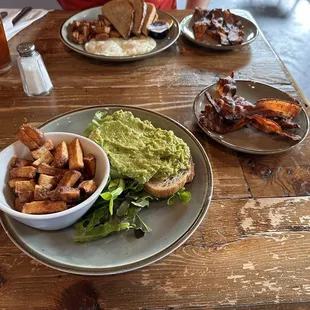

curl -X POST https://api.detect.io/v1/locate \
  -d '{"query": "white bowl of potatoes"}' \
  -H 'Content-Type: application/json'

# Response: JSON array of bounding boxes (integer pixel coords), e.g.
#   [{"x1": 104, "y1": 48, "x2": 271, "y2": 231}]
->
[{"x1": 0, "y1": 125, "x2": 110, "y2": 230}]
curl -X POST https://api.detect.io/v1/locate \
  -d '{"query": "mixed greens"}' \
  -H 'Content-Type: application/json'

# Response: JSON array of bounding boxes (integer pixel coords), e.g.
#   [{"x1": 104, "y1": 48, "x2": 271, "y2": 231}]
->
[{"x1": 74, "y1": 176, "x2": 191, "y2": 243}]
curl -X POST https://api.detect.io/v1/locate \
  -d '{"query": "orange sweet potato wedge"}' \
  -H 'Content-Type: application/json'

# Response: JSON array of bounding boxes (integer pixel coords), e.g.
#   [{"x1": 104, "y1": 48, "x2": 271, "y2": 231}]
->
[
  {"x1": 253, "y1": 99, "x2": 301, "y2": 119},
  {"x1": 249, "y1": 115, "x2": 301, "y2": 141}
]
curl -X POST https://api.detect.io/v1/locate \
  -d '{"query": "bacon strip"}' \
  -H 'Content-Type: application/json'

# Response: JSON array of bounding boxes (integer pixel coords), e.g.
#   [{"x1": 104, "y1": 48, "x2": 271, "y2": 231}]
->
[
  {"x1": 199, "y1": 73, "x2": 302, "y2": 140},
  {"x1": 199, "y1": 104, "x2": 250, "y2": 134}
]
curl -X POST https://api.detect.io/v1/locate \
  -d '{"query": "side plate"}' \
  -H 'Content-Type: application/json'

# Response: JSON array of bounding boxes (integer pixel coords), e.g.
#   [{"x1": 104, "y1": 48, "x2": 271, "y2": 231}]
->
[
  {"x1": 180, "y1": 12, "x2": 258, "y2": 51},
  {"x1": 193, "y1": 80, "x2": 309, "y2": 154}
]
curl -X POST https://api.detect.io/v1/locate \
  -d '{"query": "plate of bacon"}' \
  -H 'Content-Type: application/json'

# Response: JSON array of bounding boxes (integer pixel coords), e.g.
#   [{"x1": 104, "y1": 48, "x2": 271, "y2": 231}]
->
[
  {"x1": 193, "y1": 73, "x2": 309, "y2": 154},
  {"x1": 180, "y1": 8, "x2": 258, "y2": 50}
]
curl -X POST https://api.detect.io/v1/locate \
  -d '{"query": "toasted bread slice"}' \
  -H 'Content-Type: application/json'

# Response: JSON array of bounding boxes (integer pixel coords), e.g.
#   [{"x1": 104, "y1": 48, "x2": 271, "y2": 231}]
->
[
  {"x1": 144, "y1": 163, "x2": 195, "y2": 198},
  {"x1": 141, "y1": 3, "x2": 156, "y2": 36},
  {"x1": 153, "y1": 13, "x2": 158, "y2": 22},
  {"x1": 101, "y1": 0, "x2": 134, "y2": 39},
  {"x1": 128, "y1": 0, "x2": 147, "y2": 35}
]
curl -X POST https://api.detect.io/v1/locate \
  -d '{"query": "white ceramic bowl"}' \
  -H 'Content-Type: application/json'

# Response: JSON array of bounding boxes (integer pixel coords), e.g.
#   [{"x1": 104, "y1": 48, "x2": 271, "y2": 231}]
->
[{"x1": 0, "y1": 132, "x2": 110, "y2": 230}]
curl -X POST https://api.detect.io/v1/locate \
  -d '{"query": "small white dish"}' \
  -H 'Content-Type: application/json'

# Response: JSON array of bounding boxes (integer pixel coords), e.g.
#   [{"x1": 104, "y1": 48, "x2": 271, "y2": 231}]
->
[{"x1": 0, "y1": 132, "x2": 110, "y2": 230}]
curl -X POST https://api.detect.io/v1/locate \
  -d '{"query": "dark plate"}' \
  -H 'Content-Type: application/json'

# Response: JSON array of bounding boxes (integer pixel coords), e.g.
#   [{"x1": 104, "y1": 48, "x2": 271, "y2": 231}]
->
[
  {"x1": 193, "y1": 80, "x2": 309, "y2": 154},
  {"x1": 180, "y1": 11, "x2": 258, "y2": 50}
]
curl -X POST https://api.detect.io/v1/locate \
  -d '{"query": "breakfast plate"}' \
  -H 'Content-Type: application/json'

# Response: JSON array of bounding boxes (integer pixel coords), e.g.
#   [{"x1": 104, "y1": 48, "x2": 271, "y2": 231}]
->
[
  {"x1": 0, "y1": 106, "x2": 213, "y2": 275},
  {"x1": 60, "y1": 7, "x2": 180, "y2": 62},
  {"x1": 193, "y1": 80, "x2": 309, "y2": 154},
  {"x1": 180, "y1": 10, "x2": 258, "y2": 51}
]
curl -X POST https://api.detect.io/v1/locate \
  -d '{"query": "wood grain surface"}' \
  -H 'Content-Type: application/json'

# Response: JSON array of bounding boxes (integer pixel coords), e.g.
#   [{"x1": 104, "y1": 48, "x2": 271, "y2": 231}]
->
[{"x1": 0, "y1": 9, "x2": 309, "y2": 310}]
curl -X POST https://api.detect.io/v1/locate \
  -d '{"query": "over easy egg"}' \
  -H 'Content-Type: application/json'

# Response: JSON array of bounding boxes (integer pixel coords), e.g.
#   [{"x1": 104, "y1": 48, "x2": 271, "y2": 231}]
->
[{"x1": 85, "y1": 36, "x2": 157, "y2": 57}]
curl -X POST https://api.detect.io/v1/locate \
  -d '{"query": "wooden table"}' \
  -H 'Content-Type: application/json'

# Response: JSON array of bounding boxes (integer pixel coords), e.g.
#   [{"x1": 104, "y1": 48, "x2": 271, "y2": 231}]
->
[{"x1": 1, "y1": 9, "x2": 310, "y2": 310}]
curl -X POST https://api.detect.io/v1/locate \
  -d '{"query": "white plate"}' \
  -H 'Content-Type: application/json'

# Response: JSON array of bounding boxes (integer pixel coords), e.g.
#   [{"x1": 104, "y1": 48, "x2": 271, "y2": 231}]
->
[{"x1": 60, "y1": 7, "x2": 180, "y2": 61}]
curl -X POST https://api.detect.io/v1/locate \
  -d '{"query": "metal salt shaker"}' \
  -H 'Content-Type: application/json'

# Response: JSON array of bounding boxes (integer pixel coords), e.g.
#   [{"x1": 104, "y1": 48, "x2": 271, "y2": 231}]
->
[{"x1": 16, "y1": 42, "x2": 53, "y2": 97}]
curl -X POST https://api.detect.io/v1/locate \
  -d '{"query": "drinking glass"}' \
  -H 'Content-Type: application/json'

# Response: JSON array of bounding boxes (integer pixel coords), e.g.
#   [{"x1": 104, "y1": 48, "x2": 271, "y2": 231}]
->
[{"x1": 0, "y1": 17, "x2": 12, "y2": 74}]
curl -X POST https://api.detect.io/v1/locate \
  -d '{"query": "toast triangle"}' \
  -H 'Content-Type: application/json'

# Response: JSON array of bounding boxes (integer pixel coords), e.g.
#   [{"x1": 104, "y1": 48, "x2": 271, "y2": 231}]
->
[
  {"x1": 128, "y1": 0, "x2": 147, "y2": 35},
  {"x1": 141, "y1": 3, "x2": 157, "y2": 36},
  {"x1": 101, "y1": 0, "x2": 134, "y2": 39}
]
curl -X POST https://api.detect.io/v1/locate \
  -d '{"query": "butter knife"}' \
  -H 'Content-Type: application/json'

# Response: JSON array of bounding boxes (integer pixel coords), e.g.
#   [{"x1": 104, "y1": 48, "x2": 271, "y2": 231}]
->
[{"x1": 12, "y1": 6, "x2": 32, "y2": 26}]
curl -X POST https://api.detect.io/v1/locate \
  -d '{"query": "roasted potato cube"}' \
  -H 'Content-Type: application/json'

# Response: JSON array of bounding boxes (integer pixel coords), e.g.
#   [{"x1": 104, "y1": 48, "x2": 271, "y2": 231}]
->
[
  {"x1": 48, "y1": 190, "x2": 59, "y2": 201},
  {"x1": 58, "y1": 186, "x2": 80, "y2": 203},
  {"x1": 94, "y1": 25, "x2": 110, "y2": 34},
  {"x1": 38, "y1": 174, "x2": 57, "y2": 187},
  {"x1": 54, "y1": 141, "x2": 69, "y2": 168},
  {"x1": 15, "y1": 127, "x2": 39, "y2": 150},
  {"x1": 72, "y1": 20, "x2": 81, "y2": 29},
  {"x1": 50, "y1": 160, "x2": 57, "y2": 167},
  {"x1": 109, "y1": 30, "x2": 121, "y2": 38},
  {"x1": 37, "y1": 163, "x2": 55, "y2": 175},
  {"x1": 83, "y1": 154, "x2": 96, "y2": 178},
  {"x1": 81, "y1": 25, "x2": 90, "y2": 37},
  {"x1": 34, "y1": 185, "x2": 53, "y2": 201},
  {"x1": 31, "y1": 140, "x2": 54, "y2": 159},
  {"x1": 68, "y1": 138, "x2": 84, "y2": 170},
  {"x1": 95, "y1": 33, "x2": 109, "y2": 41},
  {"x1": 8, "y1": 178, "x2": 30, "y2": 189},
  {"x1": 57, "y1": 170, "x2": 82, "y2": 189},
  {"x1": 78, "y1": 180, "x2": 97, "y2": 196},
  {"x1": 10, "y1": 166, "x2": 37, "y2": 179},
  {"x1": 10, "y1": 156, "x2": 32, "y2": 168},
  {"x1": 15, "y1": 180, "x2": 35, "y2": 203},
  {"x1": 72, "y1": 31, "x2": 80, "y2": 43},
  {"x1": 78, "y1": 34, "x2": 87, "y2": 45},
  {"x1": 14, "y1": 198, "x2": 24, "y2": 212},
  {"x1": 15, "y1": 180, "x2": 35, "y2": 192},
  {"x1": 37, "y1": 163, "x2": 67, "y2": 177},
  {"x1": 22, "y1": 201, "x2": 67, "y2": 214},
  {"x1": 21, "y1": 124, "x2": 45, "y2": 147},
  {"x1": 32, "y1": 151, "x2": 54, "y2": 167}
]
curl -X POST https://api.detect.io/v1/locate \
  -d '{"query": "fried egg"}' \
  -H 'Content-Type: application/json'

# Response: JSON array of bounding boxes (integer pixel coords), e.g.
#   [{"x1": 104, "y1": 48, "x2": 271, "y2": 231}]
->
[{"x1": 85, "y1": 37, "x2": 157, "y2": 57}]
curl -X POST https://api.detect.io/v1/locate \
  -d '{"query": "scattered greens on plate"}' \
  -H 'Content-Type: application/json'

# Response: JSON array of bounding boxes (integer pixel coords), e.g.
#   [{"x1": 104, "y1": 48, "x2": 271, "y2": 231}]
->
[{"x1": 74, "y1": 177, "x2": 191, "y2": 243}]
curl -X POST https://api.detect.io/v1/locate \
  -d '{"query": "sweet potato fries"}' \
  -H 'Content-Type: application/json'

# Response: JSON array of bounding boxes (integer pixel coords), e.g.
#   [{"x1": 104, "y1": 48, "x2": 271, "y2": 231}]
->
[{"x1": 199, "y1": 73, "x2": 302, "y2": 140}]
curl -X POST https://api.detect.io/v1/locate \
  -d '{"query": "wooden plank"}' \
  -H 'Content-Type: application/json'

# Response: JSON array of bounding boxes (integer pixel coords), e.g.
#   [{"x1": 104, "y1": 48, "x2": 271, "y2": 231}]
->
[
  {"x1": 1, "y1": 197, "x2": 310, "y2": 309},
  {"x1": 0, "y1": 8, "x2": 309, "y2": 310},
  {"x1": 192, "y1": 130, "x2": 251, "y2": 199},
  {"x1": 239, "y1": 134, "x2": 310, "y2": 198}
]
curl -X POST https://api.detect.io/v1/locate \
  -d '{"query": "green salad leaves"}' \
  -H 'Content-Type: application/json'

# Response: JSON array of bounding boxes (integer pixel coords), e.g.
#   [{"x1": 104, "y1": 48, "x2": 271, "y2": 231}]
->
[
  {"x1": 74, "y1": 177, "x2": 191, "y2": 243},
  {"x1": 74, "y1": 178, "x2": 153, "y2": 243}
]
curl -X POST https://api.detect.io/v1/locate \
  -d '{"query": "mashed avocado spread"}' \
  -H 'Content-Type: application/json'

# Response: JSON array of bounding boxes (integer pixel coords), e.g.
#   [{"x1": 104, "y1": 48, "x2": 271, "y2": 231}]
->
[{"x1": 86, "y1": 110, "x2": 191, "y2": 184}]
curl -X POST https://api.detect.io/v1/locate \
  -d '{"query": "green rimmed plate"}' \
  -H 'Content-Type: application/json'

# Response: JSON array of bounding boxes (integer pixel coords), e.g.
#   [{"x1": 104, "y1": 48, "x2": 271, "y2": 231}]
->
[
  {"x1": 0, "y1": 105, "x2": 213, "y2": 275},
  {"x1": 60, "y1": 7, "x2": 180, "y2": 61},
  {"x1": 180, "y1": 11, "x2": 258, "y2": 51},
  {"x1": 193, "y1": 80, "x2": 309, "y2": 154}
]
